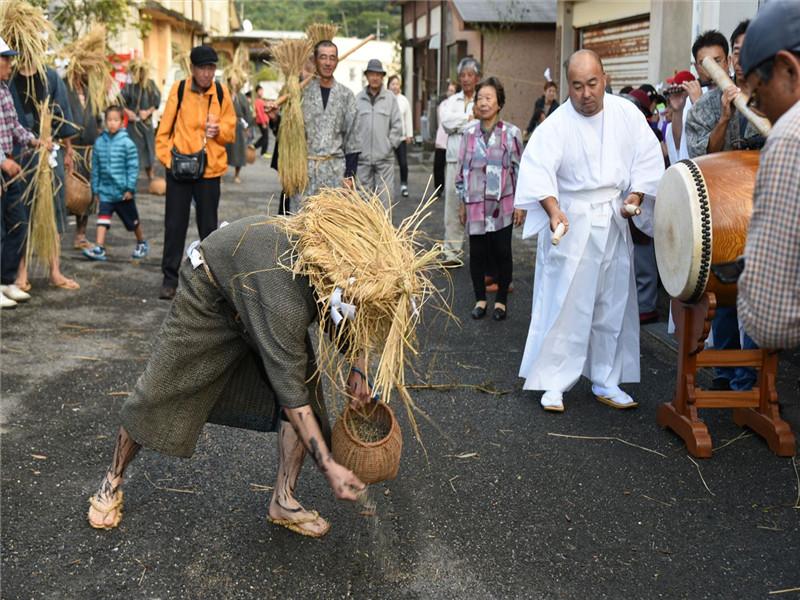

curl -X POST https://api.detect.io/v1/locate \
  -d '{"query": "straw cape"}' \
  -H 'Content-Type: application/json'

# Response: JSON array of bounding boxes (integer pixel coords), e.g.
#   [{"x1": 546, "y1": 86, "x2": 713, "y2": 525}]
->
[{"x1": 269, "y1": 187, "x2": 447, "y2": 439}]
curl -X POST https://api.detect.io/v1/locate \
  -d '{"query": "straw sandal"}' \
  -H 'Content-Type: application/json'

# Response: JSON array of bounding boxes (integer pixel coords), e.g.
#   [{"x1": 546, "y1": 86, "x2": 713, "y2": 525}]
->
[
  {"x1": 268, "y1": 510, "x2": 330, "y2": 538},
  {"x1": 87, "y1": 490, "x2": 124, "y2": 530},
  {"x1": 49, "y1": 278, "x2": 80, "y2": 290}
]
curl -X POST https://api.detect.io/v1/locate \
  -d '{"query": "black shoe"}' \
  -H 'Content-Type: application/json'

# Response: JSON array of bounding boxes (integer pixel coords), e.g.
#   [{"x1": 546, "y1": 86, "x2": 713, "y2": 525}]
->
[
  {"x1": 159, "y1": 285, "x2": 176, "y2": 300},
  {"x1": 710, "y1": 376, "x2": 731, "y2": 391},
  {"x1": 471, "y1": 304, "x2": 487, "y2": 319},
  {"x1": 492, "y1": 306, "x2": 507, "y2": 321}
]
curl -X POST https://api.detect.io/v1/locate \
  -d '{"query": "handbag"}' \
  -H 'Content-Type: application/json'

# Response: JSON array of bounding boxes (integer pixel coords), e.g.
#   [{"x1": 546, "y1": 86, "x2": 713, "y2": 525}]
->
[{"x1": 165, "y1": 80, "x2": 224, "y2": 182}]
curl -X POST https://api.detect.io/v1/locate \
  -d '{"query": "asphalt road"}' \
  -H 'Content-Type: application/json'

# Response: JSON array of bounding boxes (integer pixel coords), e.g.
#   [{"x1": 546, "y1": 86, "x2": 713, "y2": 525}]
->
[{"x1": 2, "y1": 151, "x2": 799, "y2": 600}]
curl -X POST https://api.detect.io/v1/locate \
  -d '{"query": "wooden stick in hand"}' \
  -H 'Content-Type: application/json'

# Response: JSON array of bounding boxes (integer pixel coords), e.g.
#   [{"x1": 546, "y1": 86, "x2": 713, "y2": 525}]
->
[{"x1": 701, "y1": 56, "x2": 772, "y2": 137}]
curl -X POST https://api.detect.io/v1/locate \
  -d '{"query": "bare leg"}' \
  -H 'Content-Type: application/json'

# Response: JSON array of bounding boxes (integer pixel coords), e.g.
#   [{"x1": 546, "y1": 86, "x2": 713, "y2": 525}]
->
[
  {"x1": 267, "y1": 418, "x2": 330, "y2": 536},
  {"x1": 145, "y1": 167, "x2": 153, "y2": 181},
  {"x1": 96, "y1": 225, "x2": 107, "y2": 248},
  {"x1": 87, "y1": 426, "x2": 141, "y2": 528},
  {"x1": 49, "y1": 236, "x2": 79, "y2": 288},
  {"x1": 234, "y1": 167, "x2": 241, "y2": 183},
  {"x1": 14, "y1": 254, "x2": 28, "y2": 289},
  {"x1": 74, "y1": 215, "x2": 89, "y2": 246}
]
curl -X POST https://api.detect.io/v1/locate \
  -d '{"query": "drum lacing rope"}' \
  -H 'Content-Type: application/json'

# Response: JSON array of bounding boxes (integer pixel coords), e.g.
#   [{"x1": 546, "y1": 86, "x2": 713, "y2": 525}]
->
[{"x1": 679, "y1": 159, "x2": 712, "y2": 303}]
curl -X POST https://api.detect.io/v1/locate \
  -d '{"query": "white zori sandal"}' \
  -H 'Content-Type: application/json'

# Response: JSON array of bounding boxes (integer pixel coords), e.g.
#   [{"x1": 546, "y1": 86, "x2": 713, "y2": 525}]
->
[
  {"x1": 540, "y1": 391, "x2": 564, "y2": 413},
  {"x1": 591, "y1": 385, "x2": 638, "y2": 409}
]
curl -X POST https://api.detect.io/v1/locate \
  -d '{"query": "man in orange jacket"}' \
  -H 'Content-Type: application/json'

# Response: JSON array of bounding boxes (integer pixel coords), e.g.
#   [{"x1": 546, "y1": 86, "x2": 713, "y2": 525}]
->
[{"x1": 155, "y1": 45, "x2": 235, "y2": 300}]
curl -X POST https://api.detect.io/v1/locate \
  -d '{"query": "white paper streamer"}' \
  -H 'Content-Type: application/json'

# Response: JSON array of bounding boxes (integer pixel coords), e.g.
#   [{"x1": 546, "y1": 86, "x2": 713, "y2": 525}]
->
[
  {"x1": 186, "y1": 240, "x2": 202, "y2": 268},
  {"x1": 330, "y1": 287, "x2": 356, "y2": 326},
  {"x1": 48, "y1": 143, "x2": 60, "y2": 168}
]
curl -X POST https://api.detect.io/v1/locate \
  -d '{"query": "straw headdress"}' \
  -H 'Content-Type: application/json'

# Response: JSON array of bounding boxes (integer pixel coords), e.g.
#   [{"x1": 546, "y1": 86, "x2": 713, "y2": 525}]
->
[
  {"x1": 270, "y1": 187, "x2": 446, "y2": 439},
  {"x1": 128, "y1": 59, "x2": 152, "y2": 87},
  {"x1": 224, "y1": 45, "x2": 251, "y2": 93},
  {"x1": 0, "y1": 0, "x2": 56, "y2": 83},
  {"x1": 62, "y1": 24, "x2": 117, "y2": 116}
]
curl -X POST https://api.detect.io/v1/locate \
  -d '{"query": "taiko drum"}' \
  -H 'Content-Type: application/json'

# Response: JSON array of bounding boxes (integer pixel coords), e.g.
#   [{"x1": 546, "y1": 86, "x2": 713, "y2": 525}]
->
[{"x1": 654, "y1": 151, "x2": 759, "y2": 307}]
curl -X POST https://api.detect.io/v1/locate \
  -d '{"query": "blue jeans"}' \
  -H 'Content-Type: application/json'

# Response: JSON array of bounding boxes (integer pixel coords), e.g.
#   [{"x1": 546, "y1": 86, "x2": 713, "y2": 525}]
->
[
  {"x1": 712, "y1": 305, "x2": 758, "y2": 390},
  {"x1": 1, "y1": 172, "x2": 27, "y2": 285}
]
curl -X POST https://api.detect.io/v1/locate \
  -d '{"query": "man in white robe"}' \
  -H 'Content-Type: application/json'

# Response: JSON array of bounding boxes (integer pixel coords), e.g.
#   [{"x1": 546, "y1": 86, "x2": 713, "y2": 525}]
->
[{"x1": 515, "y1": 50, "x2": 664, "y2": 412}]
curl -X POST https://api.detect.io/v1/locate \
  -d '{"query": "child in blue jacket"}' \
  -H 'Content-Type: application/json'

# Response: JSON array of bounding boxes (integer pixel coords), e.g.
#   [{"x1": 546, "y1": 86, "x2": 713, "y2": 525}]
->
[{"x1": 84, "y1": 106, "x2": 148, "y2": 261}]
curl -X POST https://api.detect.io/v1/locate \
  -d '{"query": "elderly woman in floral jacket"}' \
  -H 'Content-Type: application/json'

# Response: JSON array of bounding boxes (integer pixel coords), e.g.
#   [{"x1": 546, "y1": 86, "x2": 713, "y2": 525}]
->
[{"x1": 455, "y1": 76, "x2": 524, "y2": 321}]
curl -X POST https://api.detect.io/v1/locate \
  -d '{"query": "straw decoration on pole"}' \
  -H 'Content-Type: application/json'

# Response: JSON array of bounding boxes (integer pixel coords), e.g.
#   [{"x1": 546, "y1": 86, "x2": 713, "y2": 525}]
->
[
  {"x1": 22, "y1": 101, "x2": 60, "y2": 268},
  {"x1": 0, "y1": 0, "x2": 56, "y2": 92},
  {"x1": 272, "y1": 38, "x2": 313, "y2": 197},
  {"x1": 269, "y1": 187, "x2": 449, "y2": 441},
  {"x1": 306, "y1": 23, "x2": 339, "y2": 47}
]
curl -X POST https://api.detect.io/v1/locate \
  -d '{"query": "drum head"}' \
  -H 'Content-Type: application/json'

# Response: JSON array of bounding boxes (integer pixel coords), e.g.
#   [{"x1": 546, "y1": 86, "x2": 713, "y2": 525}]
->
[{"x1": 654, "y1": 160, "x2": 712, "y2": 302}]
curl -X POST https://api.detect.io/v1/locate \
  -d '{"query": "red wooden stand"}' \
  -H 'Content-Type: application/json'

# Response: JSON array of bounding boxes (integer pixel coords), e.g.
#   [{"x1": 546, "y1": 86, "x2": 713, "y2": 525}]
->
[{"x1": 657, "y1": 293, "x2": 796, "y2": 458}]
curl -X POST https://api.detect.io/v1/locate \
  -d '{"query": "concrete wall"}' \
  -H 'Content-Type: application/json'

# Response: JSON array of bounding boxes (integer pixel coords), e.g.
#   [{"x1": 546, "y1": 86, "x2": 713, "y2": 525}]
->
[
  {"x1": 481, "y1": 26, "x2": 556, "y2": 132},
  {"x1": 572, "y1": 0, "x2": 650, "y2": 28},
  {"x1": 648, "y1": 0, "x2": 693, "y2": 82}
]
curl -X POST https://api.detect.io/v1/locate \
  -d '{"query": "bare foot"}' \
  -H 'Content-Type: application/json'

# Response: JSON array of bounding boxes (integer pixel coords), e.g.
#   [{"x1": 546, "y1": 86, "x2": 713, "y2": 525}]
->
[
  {"x1": 49, "y1": 276, "x2": 80, "y2": 290},
  {"x1": 268, "y1": 495, "x2": 330, "y2": 537},
  {"x1": 14, "y1": 279, "x2": 31, "y2": 292},
  {"x1": 87, "y1": 476, "x2": 124, "y2": 529}
]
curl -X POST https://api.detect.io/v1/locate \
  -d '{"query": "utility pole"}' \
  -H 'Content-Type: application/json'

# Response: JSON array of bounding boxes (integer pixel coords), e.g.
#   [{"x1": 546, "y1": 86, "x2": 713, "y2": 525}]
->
[{"x1": 376, "y1": 18, "x2": 381, "y2": 41}]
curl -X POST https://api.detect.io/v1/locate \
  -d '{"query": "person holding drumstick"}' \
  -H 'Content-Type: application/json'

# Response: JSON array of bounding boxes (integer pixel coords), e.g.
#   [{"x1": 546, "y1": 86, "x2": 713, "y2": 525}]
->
[
  {"x1": 514, "y1": 50, "x2": 664, "y2": 413},
  {"x1": 737, "y1": 0, "x2": 800, "y2": 350}
]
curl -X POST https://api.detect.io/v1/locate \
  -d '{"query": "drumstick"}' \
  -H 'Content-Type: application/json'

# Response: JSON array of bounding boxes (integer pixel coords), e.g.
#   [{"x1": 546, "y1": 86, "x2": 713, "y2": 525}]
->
[
  {"x1": 551, "y1": 222, "x2": 566, "y2": 245},
  {"x1": 275, "y1": 34, "x2": 377, "y2": 107},
  {"x1": 624, "y1": 203, "x2": 641, "y2": 216},
  {"x1": 701, "y1": 56, "x2": 772, "y2": 137}
]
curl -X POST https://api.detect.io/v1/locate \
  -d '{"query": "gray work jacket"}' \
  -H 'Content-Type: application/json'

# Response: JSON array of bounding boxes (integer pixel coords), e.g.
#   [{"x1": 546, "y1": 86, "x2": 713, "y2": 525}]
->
[{"x1": 355, "y1": 86, "x2": 403, "y2": 164}]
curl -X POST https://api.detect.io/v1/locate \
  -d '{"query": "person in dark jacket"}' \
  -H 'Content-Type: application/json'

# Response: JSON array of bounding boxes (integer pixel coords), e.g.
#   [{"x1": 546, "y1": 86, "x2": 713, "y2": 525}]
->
[
  {"x1": 83, "y1": 106, "x2": 148, "y2": 261},
  {"x1": 525, "y1": 81, "x2": 559, "y2": 137}
]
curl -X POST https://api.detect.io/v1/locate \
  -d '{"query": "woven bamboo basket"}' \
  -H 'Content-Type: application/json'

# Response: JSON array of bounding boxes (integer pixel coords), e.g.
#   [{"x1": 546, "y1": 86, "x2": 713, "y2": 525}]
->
[
  {"x1": 245, "y1": 144, "x2": 256, "y2": 164},
  {"x1": 65, "y1": 171, "x2": 92, "y2": 216},
  {"x1": 332, "y1": 403, "x2": 402, "y2": 484},
  {"x1": 148, "y1": 177, "x2": 166, "y2": 195}
]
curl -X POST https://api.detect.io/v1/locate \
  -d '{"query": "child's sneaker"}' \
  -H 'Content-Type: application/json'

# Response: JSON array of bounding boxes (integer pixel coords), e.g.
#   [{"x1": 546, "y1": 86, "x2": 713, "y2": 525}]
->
[
  {"x1": 132, "y1": 240, "x2": 149, "y2": 259},
  {"x1": 83, "y1": 246, "x2": 107, "y2": 261}
]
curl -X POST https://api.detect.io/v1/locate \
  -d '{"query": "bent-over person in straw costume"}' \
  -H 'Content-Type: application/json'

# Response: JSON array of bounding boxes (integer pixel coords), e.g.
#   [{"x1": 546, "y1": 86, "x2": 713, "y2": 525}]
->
[
  {"x1": 87, "y1": 189, "x2": 440, "y2": 538},
  {"x1": 514, "y1": 50, "x2": 664, "y2": 413}
]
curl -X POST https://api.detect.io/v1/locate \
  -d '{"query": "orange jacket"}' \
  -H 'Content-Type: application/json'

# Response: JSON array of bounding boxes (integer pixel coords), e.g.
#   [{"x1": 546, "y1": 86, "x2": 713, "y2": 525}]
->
[{"x1": 155, "y1": 78, "x2": 236, "y2": 179}]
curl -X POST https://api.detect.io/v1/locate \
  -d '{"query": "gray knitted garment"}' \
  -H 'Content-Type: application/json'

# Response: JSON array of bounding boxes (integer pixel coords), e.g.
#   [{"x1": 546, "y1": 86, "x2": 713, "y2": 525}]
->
[{"x1": 120, "y1": 216, "x2": 329, "y2": 458}]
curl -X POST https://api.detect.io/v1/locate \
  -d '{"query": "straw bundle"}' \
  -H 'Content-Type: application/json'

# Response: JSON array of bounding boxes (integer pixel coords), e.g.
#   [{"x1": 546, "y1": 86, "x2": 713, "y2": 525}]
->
[
  {"x1": 306, "y1": 23, "x2": 339, "y2": 47},
  {"x1": 22, "y1": 101, "x2": 60, "y2": 267},
  {"x1": 271, "y1": 187, "x2": 446, "y2": 439},
  {"x1": 62, "y1": 24, "x2": 117, "y2": 116},
  {"x1": 0, "y1": 0, "x2": 56, "y2": 85},
  {"x1": 272, "y1": 39, "x2": 313, "y2": 196},
  {"x1": 224, "y1": 46, "x2": 250, "y2": 93}
]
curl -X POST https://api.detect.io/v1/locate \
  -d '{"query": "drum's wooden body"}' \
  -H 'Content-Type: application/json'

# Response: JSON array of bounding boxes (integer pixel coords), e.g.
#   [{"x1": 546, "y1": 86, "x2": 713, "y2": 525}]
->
[{"x1": 654, "y1": 151, "x2": 759, "y2": 306}]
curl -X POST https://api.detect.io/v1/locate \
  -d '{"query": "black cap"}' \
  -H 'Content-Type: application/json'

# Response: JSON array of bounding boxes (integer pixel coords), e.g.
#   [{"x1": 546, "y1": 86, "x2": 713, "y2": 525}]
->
[
  {"x1": 190, "y1": 45, "x2": 218, "y2": 67},
  {"x1": 740, "y1": 0, "x2": 800, "y2": 77},
  {"x1": 364, "y1": 58, "x2": 386, "y2": 74}
]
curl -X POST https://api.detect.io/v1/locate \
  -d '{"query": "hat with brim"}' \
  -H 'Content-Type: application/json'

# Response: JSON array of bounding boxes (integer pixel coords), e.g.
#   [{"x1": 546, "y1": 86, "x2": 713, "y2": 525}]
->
[
  {"x1": 364, "y1": 58, "x2": 386, "y2": 74},
  {"x1": 0, "y1": 36, "x2": 19, "y2": 57},
  {"x1": 190, "y1": 45, "x2": 218, "y2": 67},
  {"x1": 740, "y1": 0, "x2": 800, "y2": 77}
]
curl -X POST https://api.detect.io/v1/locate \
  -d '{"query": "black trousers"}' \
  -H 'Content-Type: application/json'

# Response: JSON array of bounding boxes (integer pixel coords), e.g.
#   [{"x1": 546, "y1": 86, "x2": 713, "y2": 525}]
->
[
  {"x1": 254, "y1": 125, "x2": 269, "y2": 154},
  {"x1": 469, "y1": 225, "x2": 513, "y2": 304},
  {"x1": 162, "y1": 173, "x2": 220, "y2": 288},
  {"x1": 1, "y1": 173, "x2": 26, "y2": 285},
  {"x1": 394, "y1": 141, "x2": 408, "y2": 185},
  {"x1": 433, "y1": 148, "x2": 446, "y2": 198}
]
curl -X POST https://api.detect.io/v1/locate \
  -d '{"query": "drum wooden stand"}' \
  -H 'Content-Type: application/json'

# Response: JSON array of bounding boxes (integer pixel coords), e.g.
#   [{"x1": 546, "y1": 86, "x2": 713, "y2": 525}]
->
[{"x1": 657, "y1": 292, "x2": 796, "y2": 458}]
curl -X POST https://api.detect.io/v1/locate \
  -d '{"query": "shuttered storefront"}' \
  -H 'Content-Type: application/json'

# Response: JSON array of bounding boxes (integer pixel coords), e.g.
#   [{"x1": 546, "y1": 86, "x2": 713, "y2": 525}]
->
[{"x1": 580, "y1": 17, "x2": 650, "y2": 92}]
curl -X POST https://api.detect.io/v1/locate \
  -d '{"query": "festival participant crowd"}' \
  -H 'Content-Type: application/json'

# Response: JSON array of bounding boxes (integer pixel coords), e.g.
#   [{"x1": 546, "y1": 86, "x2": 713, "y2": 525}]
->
[{"x1": 0, "y1": 0, "x2": 798, "y2": 537}]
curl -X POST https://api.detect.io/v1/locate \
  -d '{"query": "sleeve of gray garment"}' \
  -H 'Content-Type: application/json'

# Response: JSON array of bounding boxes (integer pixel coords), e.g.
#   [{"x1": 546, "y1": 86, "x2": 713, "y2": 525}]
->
[
  {"x1": 684, "y1": 97, "x2": 711, "y2": 159},
  {"x1": 233, "y1": 273, "x2": 318, "y2": 410},
  {"x1": 342, "y1": 89, "x2": 360, "y2": 155},
  {"x1": 389, "y1": 95, "x2": 404, "y2": 149}
]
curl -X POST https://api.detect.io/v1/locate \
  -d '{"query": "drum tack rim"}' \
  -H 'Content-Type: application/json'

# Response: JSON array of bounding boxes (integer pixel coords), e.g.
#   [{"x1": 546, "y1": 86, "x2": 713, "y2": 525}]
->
[{"x1": 679, "y1": 159, "x2": 713, "y2": 304}]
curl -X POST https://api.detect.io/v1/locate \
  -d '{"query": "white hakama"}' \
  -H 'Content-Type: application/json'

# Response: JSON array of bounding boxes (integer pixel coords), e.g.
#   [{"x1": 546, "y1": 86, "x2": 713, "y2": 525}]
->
[{"x1": 515, "y1": 94, "x2": 664, "y2": 393}]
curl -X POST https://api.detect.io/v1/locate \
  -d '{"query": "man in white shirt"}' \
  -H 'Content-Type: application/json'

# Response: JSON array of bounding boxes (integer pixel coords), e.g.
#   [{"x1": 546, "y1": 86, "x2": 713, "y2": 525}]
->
[
  {"x1": 515, "y1": 50, "x2": 664, "y2": 413},
  {"x1": 439, "y1": 57, "x2": 480, "y2": 264}
]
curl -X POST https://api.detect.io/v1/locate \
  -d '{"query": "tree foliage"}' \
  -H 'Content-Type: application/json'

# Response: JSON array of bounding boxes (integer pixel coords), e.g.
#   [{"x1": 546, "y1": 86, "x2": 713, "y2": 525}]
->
[
  {"x1": 30, "y1": 0, "x2": 150, "y2": 42},
  {"x1": 239, "y1": 0, "x2": 401, "y2": 41}
]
